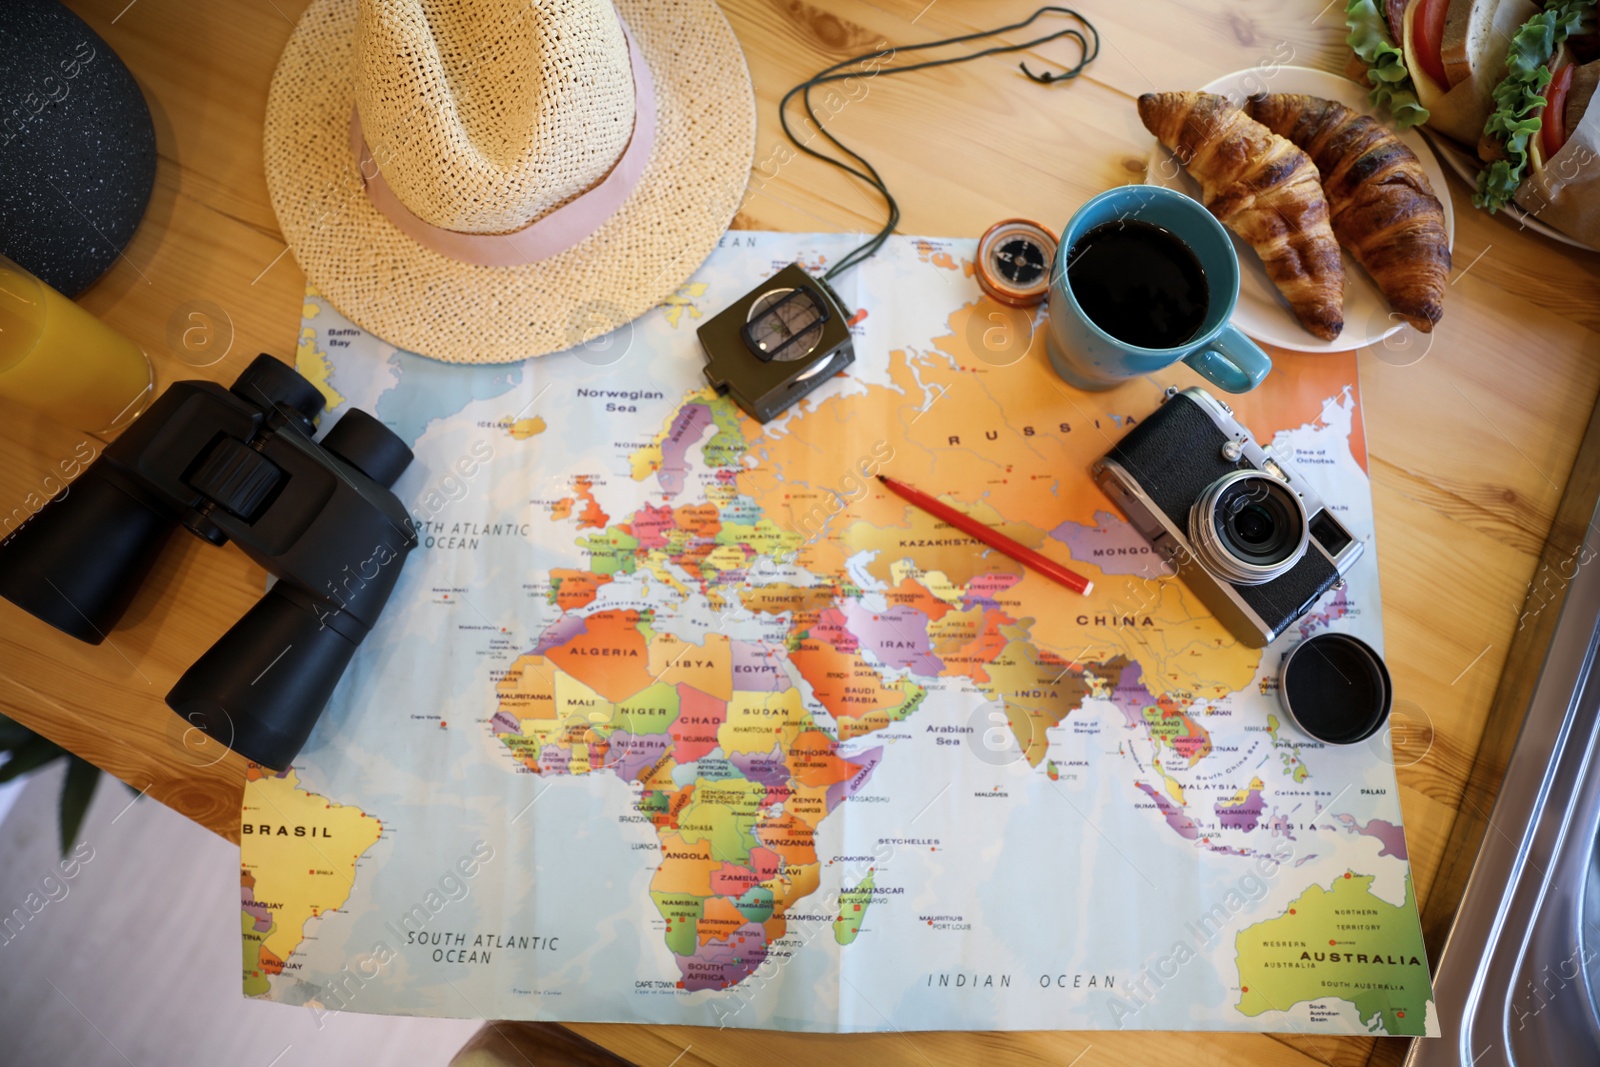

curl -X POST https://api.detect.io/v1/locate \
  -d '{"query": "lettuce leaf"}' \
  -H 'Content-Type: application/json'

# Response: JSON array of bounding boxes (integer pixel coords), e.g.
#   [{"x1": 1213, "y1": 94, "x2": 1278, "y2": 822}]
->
[
  {"x1": 1475, "y1": 0, "x2": 1599, "y2": 211},
  {"x1": 1346, "y1": 0, "x2": 1429, "y2": 129}
]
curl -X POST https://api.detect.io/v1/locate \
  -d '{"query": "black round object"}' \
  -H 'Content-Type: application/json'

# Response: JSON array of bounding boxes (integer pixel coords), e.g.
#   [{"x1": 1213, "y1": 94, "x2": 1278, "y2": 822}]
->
[
  {"x1": 1215, "y1": 476, "x2": 1301, "y2": 567},
  {"x1": 0, "y1": 467, "x2": 174, "y2": 643},
  {"x1": 975, "y1": 219, "x2": 1057, "y2": 308},
  {"x1": 321, "y1": 409, "x2": 414, "y2": 489},
  {"x1": 230, "y1": 353, "x2": 326, "y2": 426},
  {"x1": 997, "y1": 237, "x2": 1046, "y2": 285},
  {"x1": 167, "y1": 584, "x2": 362, "y2": 771},
  {"x1": 1279, "y1": 633, "x2": 1392, "y2": 745},
  {"x1": 0, "y1": 0, "x2": 157, "y2": 297}
]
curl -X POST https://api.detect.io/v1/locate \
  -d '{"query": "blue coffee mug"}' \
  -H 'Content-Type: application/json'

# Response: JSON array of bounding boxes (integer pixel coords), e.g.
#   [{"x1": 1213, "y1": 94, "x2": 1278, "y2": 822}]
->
[{"x1": 1046, "y1": 185, "x2": 1271, "y2": 393}]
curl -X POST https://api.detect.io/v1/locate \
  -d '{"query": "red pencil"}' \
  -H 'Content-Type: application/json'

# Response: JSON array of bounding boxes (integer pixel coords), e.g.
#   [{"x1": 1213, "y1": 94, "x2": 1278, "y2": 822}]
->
[{"x1": 876, "y1": 475, "x2": 1094, "y2": 596}]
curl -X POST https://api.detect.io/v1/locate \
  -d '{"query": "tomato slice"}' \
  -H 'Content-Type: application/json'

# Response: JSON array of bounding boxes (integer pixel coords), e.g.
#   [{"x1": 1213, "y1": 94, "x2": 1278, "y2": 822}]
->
[
  {"x1": 1543, "y1": 62, "x2": 1575, "y2": 159},
  {"x1": 1414, "y1": 0, "x2": 1451, "y2": 91}
]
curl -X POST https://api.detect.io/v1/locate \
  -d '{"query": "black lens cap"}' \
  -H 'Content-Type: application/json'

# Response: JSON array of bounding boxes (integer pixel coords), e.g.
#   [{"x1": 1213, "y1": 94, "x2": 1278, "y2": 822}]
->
[{"x1": 1278, "y1": 633, "x2": 1391, "y2": 745}]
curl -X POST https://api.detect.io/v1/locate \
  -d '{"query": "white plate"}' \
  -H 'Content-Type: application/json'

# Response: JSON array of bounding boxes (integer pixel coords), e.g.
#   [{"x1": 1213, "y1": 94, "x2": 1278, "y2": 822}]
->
[
  {"x1": 1144, "y1": 66, "x2": 1455, "y2": 354},
  {"x1": 1418, "y1": 127, "x2": 1597, "y2": 251}
]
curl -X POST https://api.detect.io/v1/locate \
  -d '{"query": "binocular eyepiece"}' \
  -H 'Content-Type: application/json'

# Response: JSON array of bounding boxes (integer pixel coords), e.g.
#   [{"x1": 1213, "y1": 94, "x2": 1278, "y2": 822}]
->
[{"x1": 0, "y1": 355, "x2": 418, "y2": 770}]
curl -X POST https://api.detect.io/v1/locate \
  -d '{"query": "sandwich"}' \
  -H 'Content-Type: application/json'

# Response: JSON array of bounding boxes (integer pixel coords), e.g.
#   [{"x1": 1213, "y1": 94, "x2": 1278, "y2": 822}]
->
[
  {"x1": 1477, "y1": 3, "x2": 1599, "y2": 210},
  {"x1": 1538, "y1": 56, "x2": 1600, "y2": 162},
  {"x1": 1511, "y1": 51, "x2": 1600, "y2": 240},
  {"x1": 1345, "y1": 0, "x2": 1540, "y2": 143},
  {"x1": 1345, "y1": 0, "x2": 1429, "y2": 129},
  {"x1": 1346, "y1": 0, "x2": 1600, "y2": 239}
]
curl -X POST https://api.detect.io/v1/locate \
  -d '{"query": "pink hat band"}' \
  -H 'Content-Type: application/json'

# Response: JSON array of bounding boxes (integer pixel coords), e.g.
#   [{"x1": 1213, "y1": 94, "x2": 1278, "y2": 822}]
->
[{"x1": 348, "y1": 21, "x2": 656, "y2": 268}]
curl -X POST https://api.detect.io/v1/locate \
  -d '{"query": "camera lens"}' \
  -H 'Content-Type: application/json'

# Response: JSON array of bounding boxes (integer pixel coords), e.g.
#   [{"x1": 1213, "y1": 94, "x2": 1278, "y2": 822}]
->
[
  {"x1": 1188, "y1": 471, "x2": 1308, "y2": 586},
  {"x1": 1231, "y1": 504, "x2": 1273, "y2": 544},
  {"x1": 1219, "y1": 490, "x2": 1297, "y2": 564}
]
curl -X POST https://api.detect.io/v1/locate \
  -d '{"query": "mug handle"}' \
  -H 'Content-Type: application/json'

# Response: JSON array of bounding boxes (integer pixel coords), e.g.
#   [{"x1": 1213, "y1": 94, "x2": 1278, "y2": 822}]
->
[{"x1": 1182, "y1": 324, "x2": 1272, "y2": 393}]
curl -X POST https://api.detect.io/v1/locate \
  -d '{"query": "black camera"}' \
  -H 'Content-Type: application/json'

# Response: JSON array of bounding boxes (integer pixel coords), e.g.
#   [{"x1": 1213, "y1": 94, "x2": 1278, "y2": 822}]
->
[
  {"x1": 1092, "y1": 386, "x2": 1362, "y2": 648},
  {"x1": 0, "y1": 355, "x2": 417, "y2": 770}
]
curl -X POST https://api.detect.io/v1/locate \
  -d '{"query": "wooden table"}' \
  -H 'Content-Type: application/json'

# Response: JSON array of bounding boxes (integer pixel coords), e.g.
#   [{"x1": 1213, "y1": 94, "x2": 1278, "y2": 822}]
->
[{"x1": 5, "y1": 1, "x2": 1598, "y2": 1063}]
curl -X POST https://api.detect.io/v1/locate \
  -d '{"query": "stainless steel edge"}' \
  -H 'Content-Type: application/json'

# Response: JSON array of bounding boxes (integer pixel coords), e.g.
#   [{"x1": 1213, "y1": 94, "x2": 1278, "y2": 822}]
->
[{"x1": 1408, "y1": 497, "x2": 1600, "y2": 1065}]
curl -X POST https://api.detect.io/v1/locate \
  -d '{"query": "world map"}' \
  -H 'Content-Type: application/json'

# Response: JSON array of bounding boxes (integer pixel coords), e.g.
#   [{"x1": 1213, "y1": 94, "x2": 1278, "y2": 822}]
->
[{"x1": 241, "y1": 232, "x2": 1434, "y2": 1035}]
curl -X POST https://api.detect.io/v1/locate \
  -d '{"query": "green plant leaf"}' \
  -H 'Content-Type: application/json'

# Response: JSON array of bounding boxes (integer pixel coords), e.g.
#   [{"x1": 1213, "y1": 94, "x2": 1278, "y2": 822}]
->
[
  {"x1": 58, "y1": 755, "x2": 101, "y2": 856},
  {"x1": 0, "y1": 719, "x2": 116, "y2": 855},
  {"x1": 0, "y1": 733, "x2": 68, "y2": 783}
]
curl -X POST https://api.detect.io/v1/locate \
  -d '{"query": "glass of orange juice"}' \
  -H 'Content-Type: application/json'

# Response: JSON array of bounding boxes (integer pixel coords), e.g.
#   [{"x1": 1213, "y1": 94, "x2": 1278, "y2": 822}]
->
[{"x1": 0, "y1": 253, "x2": 154, "y2": 434}]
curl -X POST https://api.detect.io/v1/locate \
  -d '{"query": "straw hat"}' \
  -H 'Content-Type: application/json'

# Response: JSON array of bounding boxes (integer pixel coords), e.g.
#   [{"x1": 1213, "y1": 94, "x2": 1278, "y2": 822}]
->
[{"x1": 263, "y1": 0, "x2": 755, "y2": 363}]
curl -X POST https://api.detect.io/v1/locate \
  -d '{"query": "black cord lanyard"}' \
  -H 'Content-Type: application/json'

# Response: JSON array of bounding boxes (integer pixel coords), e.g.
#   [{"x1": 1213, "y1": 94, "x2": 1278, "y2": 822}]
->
[{"x1": 778, "y1": 6, "x2": 1100, "y2": 283}]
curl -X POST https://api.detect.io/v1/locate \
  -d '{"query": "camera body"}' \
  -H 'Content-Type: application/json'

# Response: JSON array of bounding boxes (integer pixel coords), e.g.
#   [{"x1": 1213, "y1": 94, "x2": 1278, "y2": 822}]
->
[
  {"x1": 0, "y1": 355, "x2": 418, "y2": 770},
  {"x1": 1092, "y1": 387, "x2": 1362, "y2": 648}
]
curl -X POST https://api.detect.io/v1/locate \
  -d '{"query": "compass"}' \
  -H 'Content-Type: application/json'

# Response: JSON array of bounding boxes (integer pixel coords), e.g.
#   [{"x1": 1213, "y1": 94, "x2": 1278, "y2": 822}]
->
[
  {"x1": 974, "y1": 219, "x2": 1058, "y2": 308},
  {"x1": 743, "y1": 286, "x2": 828, "y2": 367},
  {"x1": 701, "y1": 262, "x2": 856, "y2": 423}
]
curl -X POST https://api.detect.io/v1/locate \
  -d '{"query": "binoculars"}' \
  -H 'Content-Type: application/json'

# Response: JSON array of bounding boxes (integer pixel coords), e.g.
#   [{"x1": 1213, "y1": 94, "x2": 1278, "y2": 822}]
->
[{"x1": 0, "y1": 355, "x2": 417, "y2": 770}]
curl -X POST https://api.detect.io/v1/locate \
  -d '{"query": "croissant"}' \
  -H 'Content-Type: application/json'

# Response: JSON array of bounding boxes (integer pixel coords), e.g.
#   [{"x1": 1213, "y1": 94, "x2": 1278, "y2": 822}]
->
[
  {"x1": 1244, "y1": 93, "x2": 1450, "y2": 333},
  {"x1": 1138, "y1": 91, "x2": 1345, "y2": 341}
]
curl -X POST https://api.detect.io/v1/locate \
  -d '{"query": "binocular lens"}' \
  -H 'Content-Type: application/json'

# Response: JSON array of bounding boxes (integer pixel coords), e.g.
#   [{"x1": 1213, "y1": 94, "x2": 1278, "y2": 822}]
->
[
  {"x1": 231, "y1": 352, "x2": 325, "y2": 429},
  {"x1": 0, "y1": 472, "x2": 174, "y2": 643},
  {"x1": 321, "y1": 408, "x2": 413, "y2": 489},
  {"x1": 167, "y1": 584, "x2": 363, "y2": 771}
]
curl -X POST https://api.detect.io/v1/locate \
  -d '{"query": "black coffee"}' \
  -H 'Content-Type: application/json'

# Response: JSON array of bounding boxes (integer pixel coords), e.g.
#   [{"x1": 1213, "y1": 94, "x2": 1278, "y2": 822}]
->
[{"x1": 1066, "y1": 220, "x2": 1209, "y2": 349}]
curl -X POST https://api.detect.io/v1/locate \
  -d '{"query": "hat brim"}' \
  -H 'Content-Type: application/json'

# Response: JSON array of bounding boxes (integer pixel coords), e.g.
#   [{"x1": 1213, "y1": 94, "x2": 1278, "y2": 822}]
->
[{"x1": 264, "y1": 0, "x2": 755, "y2": 364}]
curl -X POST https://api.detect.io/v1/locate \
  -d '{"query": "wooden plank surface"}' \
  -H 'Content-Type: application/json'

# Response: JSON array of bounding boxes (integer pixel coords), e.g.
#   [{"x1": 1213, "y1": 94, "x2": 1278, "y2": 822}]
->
[{"x1": 3, "y1": 1, "x2": 1597, "y2": 1062}]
